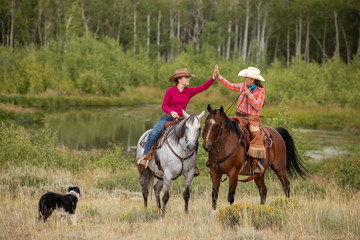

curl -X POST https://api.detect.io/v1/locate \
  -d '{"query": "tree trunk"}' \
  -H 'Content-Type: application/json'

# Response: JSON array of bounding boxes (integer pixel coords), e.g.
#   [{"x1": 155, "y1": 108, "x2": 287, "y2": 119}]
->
[
  {"x1": 238, "y1": 23, "x2": 242, "y2": 59},
  {"x1": 260, "y1": 10, "x2": 268, "y2": 61},
  {"x1": 357, "y1": 27, "x2": 360, "y2": 57},
  {"x1": 191, "y1": 0, "x2": 204, "y2": 54},
  {"x1": 234, "y1": 23, "x2": 238, "y2": 53},
  {"x1": 322, "y1": 18, "x2": 327, "y2": 61},
  {"x1": 311, "y1": 31, "x2": 327, "y2": 60},
  {"x1": 256, "y1": 1, "x2": 262, "y2": 44},
  {"x1": 37, "y1": 6, "x2": 43, "y2": 46},
  {"x1": 274, "y1": 34, "x2": 279, "y2": 60},
  {"x1": 147, "y1": 14, "x2": 150, "y2": 57},
  {"x1": 169, "y1": 10, "x2": 175, "y2": 60},
  {"x1": 295, "y1": 17, "x2": 302, "y2": 62},
  {"x1": 242, "y1": 0, "x2": 249, "y2": 61},
  {"x1": 10, "y1": 0, "x2": 15, "y2": 48},
  {"x1": 226, "y1": 10, "x2": 231, "y2": 60},
  {"x1": 1, "y1": 21, "x2": 4, "y2": 45},
  {"x1": 157, "y1": 10, "x2": 161, "y2": 59},
  {"x1": 80, "y1": 0, "x2": 89, "y2": 36},
  {"x1": 304, "y1": 18, "x2": 310, "y2": 63},
  {"x1": 133, "y1": 4, "x2": 137, "y2": 61},
  {"x1": 340, "y1": 24, "x2": 350, "y2": 65},
  {"x1": 287, "y1": 26, "x2": 290, "y2": 67},
  {"x1": 333, "y1": 10, "x2": 339, "y2": 56}
]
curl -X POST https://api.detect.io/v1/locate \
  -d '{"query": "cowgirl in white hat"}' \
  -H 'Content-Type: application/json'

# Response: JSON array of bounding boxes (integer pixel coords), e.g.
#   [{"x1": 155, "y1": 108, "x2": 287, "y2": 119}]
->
[{"x1": 215, "y1": 65, "x2": 266, "y2": 175}]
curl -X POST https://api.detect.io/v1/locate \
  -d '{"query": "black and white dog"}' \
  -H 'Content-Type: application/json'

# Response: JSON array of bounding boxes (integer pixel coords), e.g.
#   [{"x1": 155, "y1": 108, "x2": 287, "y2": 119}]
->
[{"x1": 38, "y1": 187, "x2": 81, "y2": 225}]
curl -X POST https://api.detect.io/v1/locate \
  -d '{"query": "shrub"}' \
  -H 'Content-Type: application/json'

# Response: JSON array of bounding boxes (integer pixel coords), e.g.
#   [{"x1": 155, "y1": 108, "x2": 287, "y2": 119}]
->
[
  {"x1": 119, "y1": 206, "x2": 160, "y2": 223},
  {"x1": 216, "y1": 203, "x2": 284, "y2": 229},
  {"x1": 335, "y1": 154, "x2": 360, "y2": 191},
  {"x1": 217, "y1": 198, "x2": 302, "y2": 229},
  {"x1": 269, "y1": 198, "x2": 301, "y2": 210}
]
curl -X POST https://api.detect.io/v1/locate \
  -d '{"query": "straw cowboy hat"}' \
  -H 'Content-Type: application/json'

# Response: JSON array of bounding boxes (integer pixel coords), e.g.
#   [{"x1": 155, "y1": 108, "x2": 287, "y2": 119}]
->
[
  {"x1": 238, "y1": 67, "x2": 265, "y2": 81},
  {"x1": 169, "y1": 68, "x2": 196, "y2": 82}
]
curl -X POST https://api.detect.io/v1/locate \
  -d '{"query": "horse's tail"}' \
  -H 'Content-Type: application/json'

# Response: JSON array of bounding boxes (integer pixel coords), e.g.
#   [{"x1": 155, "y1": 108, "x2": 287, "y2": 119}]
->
[
  {"x1": 275, "y1": 127, "x2": 308, "y2": 179},
  {"x1": 147, "y1": 174, "x2": 154, "y2": 200}
]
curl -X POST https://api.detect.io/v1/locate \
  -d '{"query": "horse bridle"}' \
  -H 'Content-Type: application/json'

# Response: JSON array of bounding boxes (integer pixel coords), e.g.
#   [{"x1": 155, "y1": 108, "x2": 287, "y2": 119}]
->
[
  {"x1": 206, "y1": 115, "x2": 243, "y2": 167},
  {"x1": 147, "y1": 120, "x2": 197, "y2": 181}
]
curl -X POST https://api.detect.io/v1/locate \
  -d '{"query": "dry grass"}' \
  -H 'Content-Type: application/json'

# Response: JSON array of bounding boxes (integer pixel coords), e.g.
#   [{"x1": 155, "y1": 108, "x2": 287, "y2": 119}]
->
[{"x1": 0, "y1": 166, "x2": 359, "y2": 240}]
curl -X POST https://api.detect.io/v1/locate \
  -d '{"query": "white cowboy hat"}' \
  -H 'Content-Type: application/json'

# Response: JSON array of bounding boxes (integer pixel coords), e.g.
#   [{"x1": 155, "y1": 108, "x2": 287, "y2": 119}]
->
[{"x1": 238, "y1": 66, "x2": 265, "y2": 81}]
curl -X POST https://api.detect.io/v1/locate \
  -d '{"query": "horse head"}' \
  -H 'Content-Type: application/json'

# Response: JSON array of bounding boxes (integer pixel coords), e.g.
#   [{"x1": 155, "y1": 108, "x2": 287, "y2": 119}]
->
[
  {"x1": 202, "y1": 104, "x2": 225, "y2": 152},
  {"x1": 174, "y1": 110, "x2": 205, "y2": 151}
]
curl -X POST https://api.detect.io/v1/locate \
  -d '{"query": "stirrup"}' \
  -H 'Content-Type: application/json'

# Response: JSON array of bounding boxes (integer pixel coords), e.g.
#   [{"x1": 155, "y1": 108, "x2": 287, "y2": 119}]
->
[
  {"x1": 254, "y1": 161, "x2": 265, "y2": 176},
  {"x1": 194, "y1": 164, "x2": 200, "y2": 177},
  {"x1": 137, "y1": 155, "x2": 149, "y2": 169}
]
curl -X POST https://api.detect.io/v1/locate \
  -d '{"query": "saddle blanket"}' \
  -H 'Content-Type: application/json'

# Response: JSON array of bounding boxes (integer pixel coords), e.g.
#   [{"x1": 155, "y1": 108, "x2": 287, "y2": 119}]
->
[{"x1": 140, "y1": 126, "x2": 174, "y2": 149}]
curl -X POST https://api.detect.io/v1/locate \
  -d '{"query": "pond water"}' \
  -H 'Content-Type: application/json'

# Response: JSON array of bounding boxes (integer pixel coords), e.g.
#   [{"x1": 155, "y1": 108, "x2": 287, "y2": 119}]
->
[{"x1": 24, "y1": 105, "x2": 360, "y2": 160}]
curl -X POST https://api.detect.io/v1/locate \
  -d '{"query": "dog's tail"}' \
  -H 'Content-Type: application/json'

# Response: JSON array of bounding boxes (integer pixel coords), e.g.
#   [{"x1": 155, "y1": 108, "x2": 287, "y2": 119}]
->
[
  {"x1": 38, "y1": 198, "x2": 47, "y2": 222},
  {"x1": 38, "y1": 200, "x2": 43, "y2": 222}
]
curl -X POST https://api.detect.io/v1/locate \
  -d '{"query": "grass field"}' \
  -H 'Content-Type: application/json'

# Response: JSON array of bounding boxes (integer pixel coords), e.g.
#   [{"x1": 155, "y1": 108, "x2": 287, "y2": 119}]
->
[
  {"x1": 1, "y1": 164, "x2": 359, "y2": 240},
  {"x1": 1, "y1": 87, "x2": 359, "y2": 239}
]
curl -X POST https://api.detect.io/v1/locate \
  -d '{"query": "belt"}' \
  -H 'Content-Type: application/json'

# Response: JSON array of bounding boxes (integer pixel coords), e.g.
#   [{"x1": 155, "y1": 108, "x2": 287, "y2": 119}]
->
[
  {"x1": 165, "y1": 113, "x2": 184, "y2": 119},
  {"x1": 236, "y1": 112, "x2": 264, "y2": 118},
  {"x1": 236, "y1": 112, "x2": 248, "y2": 117}
]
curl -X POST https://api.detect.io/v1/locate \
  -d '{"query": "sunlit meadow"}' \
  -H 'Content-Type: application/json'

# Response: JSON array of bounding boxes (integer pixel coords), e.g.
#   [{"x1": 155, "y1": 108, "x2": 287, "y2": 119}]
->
[{"x1": 0, "y1": 161, "x2": 359, "y2": 240}]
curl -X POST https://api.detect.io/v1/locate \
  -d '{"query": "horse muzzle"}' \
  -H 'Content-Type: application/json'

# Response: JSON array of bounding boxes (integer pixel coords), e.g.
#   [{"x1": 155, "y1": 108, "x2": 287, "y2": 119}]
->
[
  {"x1": 202, "y1": 142, "x2": 211, "y2": 152},
  {"x1": 187, "y1": 144, "x2": 196, "y2": 151}
]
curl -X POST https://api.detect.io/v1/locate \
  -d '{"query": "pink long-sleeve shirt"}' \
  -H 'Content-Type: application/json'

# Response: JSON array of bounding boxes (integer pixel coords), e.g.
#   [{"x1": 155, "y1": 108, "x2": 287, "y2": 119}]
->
[{"x1": 162, "y1": 77, "x2": 215, "y2": 117}]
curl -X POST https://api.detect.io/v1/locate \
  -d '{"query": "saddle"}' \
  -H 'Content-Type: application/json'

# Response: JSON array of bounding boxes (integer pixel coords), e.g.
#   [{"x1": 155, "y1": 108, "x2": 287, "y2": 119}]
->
[
  {"x1": 140, "y1": 121, "x2": 178, "y2": 152},
  {"x1": 230, "y1": 116, "x2": 273, "y2": 176}
]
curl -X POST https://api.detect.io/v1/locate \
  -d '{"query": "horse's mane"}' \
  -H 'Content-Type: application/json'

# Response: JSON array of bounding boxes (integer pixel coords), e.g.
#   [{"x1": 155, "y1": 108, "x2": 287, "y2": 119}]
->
[
  {"x1": 170, "y1": 114, "x2": 198, "y2": 144},
  {"x1": 208, "y1": 110, "x2": 238, "y2": 134},
  {"x1": 209, "y1": 109, "x2": 250, "y2": 148}
]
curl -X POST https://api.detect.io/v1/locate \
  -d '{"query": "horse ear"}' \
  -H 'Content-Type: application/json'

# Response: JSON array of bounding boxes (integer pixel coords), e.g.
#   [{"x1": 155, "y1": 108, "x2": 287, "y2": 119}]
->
[
  {"x1": 207, "y1": 104, "x2": 212, "y2": 113},
  {"x1": 182, "y1": 110, "x2": 190, "y2": 119},
  {"x1": 198, "y1": 110, "x2": 205, "y2": 119},
  {"x1": 219, "y1": 106, "x2": 224, "y2": 114}
]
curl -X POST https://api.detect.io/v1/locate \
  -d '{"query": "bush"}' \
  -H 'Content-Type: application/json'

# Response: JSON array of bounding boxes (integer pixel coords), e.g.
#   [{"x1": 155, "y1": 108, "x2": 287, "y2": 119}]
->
[
  {"x1": 119, "y1": 206, "x2": 160, "y2": 223},
  {"x1": 216, "y1": 198, "x2": 301, "y2": 229},
  {"x1": 216, "y1": 203, "x2": 284, "y2": 229},
  {"x1": 335, "y1": 154, "x2": 360, "y2": 191}
]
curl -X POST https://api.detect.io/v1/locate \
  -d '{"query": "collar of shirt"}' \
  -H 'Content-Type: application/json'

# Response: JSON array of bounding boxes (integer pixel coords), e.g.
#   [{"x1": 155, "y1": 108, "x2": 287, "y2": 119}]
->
[{"x1": 173, "y1": 85, "x2": 189, "y2": 93}]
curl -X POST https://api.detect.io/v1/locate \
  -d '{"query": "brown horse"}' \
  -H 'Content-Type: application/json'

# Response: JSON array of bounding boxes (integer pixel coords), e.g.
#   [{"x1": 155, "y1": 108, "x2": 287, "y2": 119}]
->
[{"x1": 202, "y1": 105, "x2": 307, "y2": 209}]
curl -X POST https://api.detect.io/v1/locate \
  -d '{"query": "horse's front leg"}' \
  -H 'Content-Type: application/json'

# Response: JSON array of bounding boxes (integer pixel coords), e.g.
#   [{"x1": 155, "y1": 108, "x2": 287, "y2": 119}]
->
[
  {"x1": 254, "y1": 174, "x2": 267, "y2": 205},
  {"x1": 228, "y1": 168, "x2": 239, "y2": 205},
  {"x1": 183, "y1": 169, "x2": 195, "y2": 214},
  {"x1": 210, "y1": 168, "x2": 221, "y2": 210},
  {"x1": 161, "y1": 172, "x2": 172, "y2": 217}
]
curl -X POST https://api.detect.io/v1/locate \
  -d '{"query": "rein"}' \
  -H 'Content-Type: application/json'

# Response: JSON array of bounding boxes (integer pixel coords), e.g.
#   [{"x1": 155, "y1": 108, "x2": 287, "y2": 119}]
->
[
  {"x1": 208, "y1": 116, "x2": 244, "y2": 168},
  {"x1": 147, "y1": 120, "x2": 196, "y2": 181},
  {"x1": 226, "y1": 89, "x2": 245, "y2": 115}
]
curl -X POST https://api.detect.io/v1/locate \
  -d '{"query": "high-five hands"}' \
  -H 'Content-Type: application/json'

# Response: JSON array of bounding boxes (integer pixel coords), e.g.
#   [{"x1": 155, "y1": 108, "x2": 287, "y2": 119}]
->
[{"x1": 213, "y1": 64, "x2": 219, "y2": 79}]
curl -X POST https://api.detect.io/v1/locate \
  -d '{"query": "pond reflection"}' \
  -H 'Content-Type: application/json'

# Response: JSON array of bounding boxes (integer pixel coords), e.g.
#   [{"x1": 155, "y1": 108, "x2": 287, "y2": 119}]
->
[{"x1": 44, "y1": 105, "x2": 164, "y2": 153}]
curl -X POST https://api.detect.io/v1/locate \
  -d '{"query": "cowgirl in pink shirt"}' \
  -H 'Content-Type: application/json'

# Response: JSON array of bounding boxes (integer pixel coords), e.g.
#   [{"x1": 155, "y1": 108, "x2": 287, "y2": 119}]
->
[{"x1": 137, "y1": 68, "x2": 216, "y2": 168}]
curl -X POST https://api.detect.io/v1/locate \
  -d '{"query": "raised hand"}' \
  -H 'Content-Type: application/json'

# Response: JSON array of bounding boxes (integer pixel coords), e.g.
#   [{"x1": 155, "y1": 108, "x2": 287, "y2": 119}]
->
[{"x1": 214, "y1": 64, "x2": 219, "y2": 79}]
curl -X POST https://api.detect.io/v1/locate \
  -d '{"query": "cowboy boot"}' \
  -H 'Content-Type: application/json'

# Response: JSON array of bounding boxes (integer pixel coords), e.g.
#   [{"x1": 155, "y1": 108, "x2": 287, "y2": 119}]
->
[
  {"x1": 136, "y1": 155, "x2": 149, "y2": 169},
  {"x1": 254, "y1": 158, "x2": 265, "y2": 175}
]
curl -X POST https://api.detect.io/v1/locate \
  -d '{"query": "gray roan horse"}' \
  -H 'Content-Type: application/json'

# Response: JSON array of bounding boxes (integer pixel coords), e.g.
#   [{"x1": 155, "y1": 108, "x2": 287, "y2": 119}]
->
[{"x1": 136, "y1": 110, "x2": 205, "y2": 216}]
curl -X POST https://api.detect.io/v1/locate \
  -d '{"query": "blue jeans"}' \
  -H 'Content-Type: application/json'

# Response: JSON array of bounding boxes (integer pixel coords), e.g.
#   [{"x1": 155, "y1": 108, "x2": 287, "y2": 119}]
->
[
  {"x1": 143, "y1": 115, "x2": 177, "y2": 156},
  {"x1": 143, "y1": 114, "x2": 199, "y2": 156}
]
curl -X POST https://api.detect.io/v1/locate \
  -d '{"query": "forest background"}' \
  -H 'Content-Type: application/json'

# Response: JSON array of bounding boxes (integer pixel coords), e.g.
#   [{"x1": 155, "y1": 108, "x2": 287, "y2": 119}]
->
[
  {"x1": 0, "y1": 0, "x2": 359, "y2": 107},
  {"x1": 0, "y1": 0, "x2": 360, "y2": 239}
]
